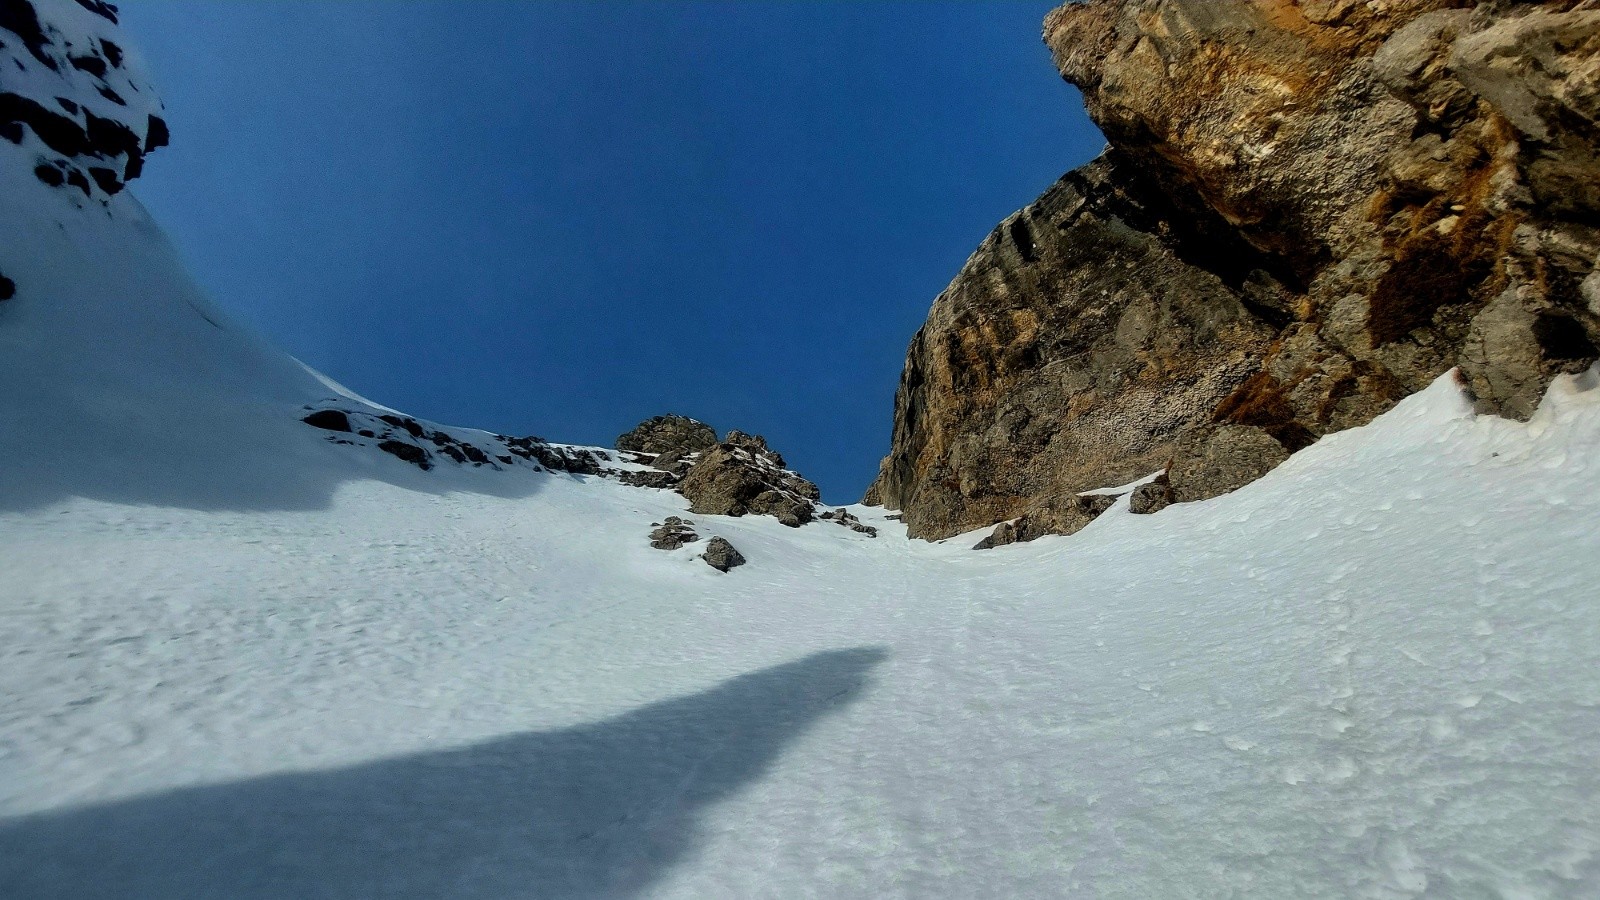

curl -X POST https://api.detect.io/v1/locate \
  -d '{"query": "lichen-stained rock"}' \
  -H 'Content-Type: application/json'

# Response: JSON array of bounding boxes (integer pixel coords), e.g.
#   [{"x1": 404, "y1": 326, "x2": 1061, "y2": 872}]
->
[
  {"x1": 1446, "y1": 8, "x2": 1600, "y2": 217},
  {"x1": 1582, "y1": 266, "x2": 1600, "y2": 316},
  {"x1": 871, "y1": 0, "x2": 1600, "y2": 541},
  {"x1": 1044, "y1": 0, "x2": 1600, "y2": 417}
]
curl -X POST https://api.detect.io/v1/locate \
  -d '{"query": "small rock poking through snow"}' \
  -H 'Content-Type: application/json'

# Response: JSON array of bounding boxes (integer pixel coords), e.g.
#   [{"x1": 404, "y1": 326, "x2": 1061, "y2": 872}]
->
[
  {"x1": 702, "y1": 536, "x2": 747, "y2": 572},
  {"x1": 649, "y1": 517, "x2": 700, "y2": 550},
  {"x1": 818, "y1": 507, "x2": 879, "y2": 537},
  {"x1": 1128, "y1": 473, "x2": 1175, "y2": 514}
]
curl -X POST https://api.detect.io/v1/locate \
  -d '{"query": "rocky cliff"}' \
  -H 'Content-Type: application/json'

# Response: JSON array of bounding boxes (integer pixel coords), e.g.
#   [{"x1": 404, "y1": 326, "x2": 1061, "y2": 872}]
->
[{"x1": 869, "y1": 0, "x2": 1600, "y2": 541}]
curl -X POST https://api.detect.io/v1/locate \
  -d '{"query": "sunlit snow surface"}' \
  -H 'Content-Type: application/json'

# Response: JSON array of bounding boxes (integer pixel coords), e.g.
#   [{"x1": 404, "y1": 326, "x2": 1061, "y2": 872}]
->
[
  {"x1": 4, "y1": 366, "x2": 1599, "y2": 899},
  {"x1": 3, "y1": 2, "x2": 1600, "y2": 895}
]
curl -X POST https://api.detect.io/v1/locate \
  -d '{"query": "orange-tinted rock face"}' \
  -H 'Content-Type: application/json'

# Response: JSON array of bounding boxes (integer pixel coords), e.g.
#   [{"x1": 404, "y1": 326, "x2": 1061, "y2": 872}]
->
[{"x1": 872, "y1": 0, "x2": 1599, "y2": 541}]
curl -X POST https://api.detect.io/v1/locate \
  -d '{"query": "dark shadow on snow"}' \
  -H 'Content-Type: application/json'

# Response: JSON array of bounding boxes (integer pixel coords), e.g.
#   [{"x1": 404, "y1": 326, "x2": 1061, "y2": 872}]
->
[{"x1": 0, "y1": 647, "x2": 888, "y2": 899}]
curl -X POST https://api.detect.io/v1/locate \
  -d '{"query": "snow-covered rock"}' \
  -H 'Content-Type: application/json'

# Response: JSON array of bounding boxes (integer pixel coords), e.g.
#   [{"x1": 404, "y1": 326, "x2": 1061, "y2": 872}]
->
[{"x1": 0, "y1": 0, "x2": 165, "y2": 199}]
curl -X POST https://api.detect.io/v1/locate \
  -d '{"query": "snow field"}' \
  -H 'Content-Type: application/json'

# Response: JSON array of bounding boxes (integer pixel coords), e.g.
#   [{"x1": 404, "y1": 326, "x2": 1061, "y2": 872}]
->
[
  {"x1": 3, "y1": 370, "x2": 1598, "y2": 897},
  {"x1": 3, "y1": 0, "x2": 1599, "y2": 891}
]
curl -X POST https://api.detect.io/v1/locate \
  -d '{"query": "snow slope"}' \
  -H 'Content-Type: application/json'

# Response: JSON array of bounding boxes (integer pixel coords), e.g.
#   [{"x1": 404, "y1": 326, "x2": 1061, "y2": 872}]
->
[
  {"x1": 4, "y1": 362, "x2": 1599, "y2": 899},
  {"x1": 0, "y1": 2, "x2": 360, "y2": 512},
  {"x1": 0, "y1": 9, "x2": 604, "y2": 514},
  {"x1": 5, "y1": 1, "x2": 1600, "y2": 897}
]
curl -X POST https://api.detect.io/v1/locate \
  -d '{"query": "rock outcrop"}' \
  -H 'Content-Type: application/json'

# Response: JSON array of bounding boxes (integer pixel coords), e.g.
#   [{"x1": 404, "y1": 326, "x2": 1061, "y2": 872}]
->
[
  {"x1": 299, "y1": 406, "x2": 826, "y2": 532},
  {"x1": 617, "y1": 469, "x2": 679, "y2": 490},
  {"x1": 678, "y1": 431, "x2": 821, "y2": 528},
  {"x1": 300, "y1": 405, "x2": 608, "y2": 475},
  {"x1": 865, "y1": 151, "x2": 1279, "y2": 537},
  {"x1": 615, "y1": 417, "x2": 825, "y2": 528},
  {"x1": 870, "y1": 0, "x2": 1600, "y2": 540},
  {"x1": 1, "y1": 0, "x2": 168, "y2": 202},
  {"x1": 616, "y1": 414, "x2": 717, "y2": 459}
]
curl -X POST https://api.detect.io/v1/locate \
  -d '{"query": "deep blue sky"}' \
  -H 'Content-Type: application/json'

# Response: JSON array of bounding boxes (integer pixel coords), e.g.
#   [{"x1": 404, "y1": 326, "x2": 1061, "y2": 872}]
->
[{"x1": 119, "y1": 1, "x2": 1104, "y2": 503}]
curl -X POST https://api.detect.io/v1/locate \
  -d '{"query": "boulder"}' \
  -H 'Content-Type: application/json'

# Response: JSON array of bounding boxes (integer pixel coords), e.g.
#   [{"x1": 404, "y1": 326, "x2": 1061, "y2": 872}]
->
[
  {"x1": 377, "y1": 440, "x2": 431, "y2": 470},
  {"x1": 301, "y1": 409, "x2": 352, "y2": 433},
  {"x1": 1167, "y1": 426, "x2": 1290, "y2": 505},
  {"x1": 702, "y1": 536, "x2": 746, "y2": 572},
  {"x1": 1127, "y1": 475, "x2": 1174, "y2": 516}
]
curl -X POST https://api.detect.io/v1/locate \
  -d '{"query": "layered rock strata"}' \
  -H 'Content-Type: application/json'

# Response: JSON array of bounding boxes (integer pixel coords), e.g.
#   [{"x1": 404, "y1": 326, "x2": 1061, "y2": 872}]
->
[{"x1": 870, "y1": 0, "x2": 1600, "y2": 541}]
